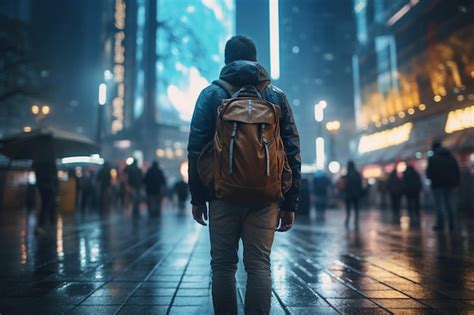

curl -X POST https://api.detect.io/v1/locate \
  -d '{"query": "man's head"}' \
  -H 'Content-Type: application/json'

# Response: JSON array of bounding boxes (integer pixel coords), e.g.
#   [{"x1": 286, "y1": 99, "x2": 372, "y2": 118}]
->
[
  {"x1": 432, "y1": 140, "x2": 442, "y2": 151},
  {"x1": 224, "y1": 35, "x2": 257, "y2": 64},
  {"x1": 347, "y1": 160, "x2": 355, "y2": 172}
]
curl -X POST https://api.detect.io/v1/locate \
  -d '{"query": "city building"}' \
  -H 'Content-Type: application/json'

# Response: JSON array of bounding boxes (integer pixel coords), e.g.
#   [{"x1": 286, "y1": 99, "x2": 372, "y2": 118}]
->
[
  {"x1": 100, "y1": 0, "x2": 235, "y2": 179},
  {"x1": 238, "y1": 0, "x2": 356, "y2": 169},
  {"x1": 352, "y1": 0, "x2": 474, "y2": 209},
  {"x1": 0, "y1": 0, "x2": 38, "y2": 137},
  {"x1": 279, "y1": 0, "x2": 355, "y2": 166}
]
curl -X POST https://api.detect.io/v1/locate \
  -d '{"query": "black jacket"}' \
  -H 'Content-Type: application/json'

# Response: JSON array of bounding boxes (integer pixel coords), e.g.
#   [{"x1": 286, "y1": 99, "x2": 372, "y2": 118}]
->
[
  {"x1": 144, "y1": 166, "x2": 166, "y2": 195},
  {"x1": 344, "y1": 170, "x2": 363, "y2": 200},
  {"x1": 426, "y1": 148, "x2": 460, "y2": 188},
  {"x1": 403, "y1": 166, "x2": 422, "y2": 196},
  {"x1": 187, "y1": 60, "x2": 301, "y2": 211}
]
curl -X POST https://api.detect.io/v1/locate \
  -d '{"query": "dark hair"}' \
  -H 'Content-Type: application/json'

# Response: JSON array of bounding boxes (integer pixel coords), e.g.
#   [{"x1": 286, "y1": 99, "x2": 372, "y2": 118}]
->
[
  {"x1": 224, "y1": 35, "x2": 257, "y2": 64},
  {"x1": 432, "y1": 140, "x2": 442, "y2": 151},
  {"x1": 347, "y1": 160, "x2": 355, "y2": 171}
]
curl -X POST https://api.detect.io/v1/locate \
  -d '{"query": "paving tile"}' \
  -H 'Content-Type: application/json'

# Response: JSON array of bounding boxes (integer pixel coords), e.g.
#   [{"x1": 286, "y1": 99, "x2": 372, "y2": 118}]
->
[
  {"x1": 133, "y1": 287, "x2": 176, "y2": 296},
  {"x1": 69, "y1": 305, "x2": 119, "y2": 315},
  {"x1": 168, "y1": 305, "x2": 212, "y2": 315},
  {"x1": 119, "y1": 305, "x2": 168, "y2": 315},
  {"x1": 81, "y1": 295, "x2": 127, "y2": 305},
  {"x1": 372, "y1": 298, "x2": 427, "y2": 308},
  {"x1": 172, "y1": 296, "x2": 209, "y2": 306},
  {"x1": 362, "y1": 290, "x2": 408, "y2": 298},
  {"x1": 288, "y1": 306, "x2": 339, "y2": 314},
  {"x1": 176, "y1": 289, "x2": 209, "y2": 297},
  {"x1": 389, "y1": 309, "x2": 434, "y2": 315},
  {"x1": 126, "y1": 295, "x2": 174, "y2": 305},
  {"x1": 326, "y1": 298, "x2": 382, "y2": 309}
]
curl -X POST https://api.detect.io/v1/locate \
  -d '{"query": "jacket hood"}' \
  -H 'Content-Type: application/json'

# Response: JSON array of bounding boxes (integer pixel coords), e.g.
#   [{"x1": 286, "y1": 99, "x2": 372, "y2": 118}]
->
[{"x1": 219, "y1": 60, "x2": 270, "y2": 87}]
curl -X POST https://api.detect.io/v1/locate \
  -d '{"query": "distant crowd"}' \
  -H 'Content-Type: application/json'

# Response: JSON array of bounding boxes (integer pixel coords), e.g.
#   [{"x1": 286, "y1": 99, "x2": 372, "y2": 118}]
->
[
  {"x1": 31, "y1": 158, "x2": 188, "y2": 234},
  {"x1": 304, "y1": 140, "x2": 460, "y2": 231}
]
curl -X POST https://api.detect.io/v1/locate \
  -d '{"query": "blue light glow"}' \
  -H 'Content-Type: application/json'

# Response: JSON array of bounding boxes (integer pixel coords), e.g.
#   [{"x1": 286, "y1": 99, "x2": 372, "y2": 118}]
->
[
  {"x1": 133, "y1": 0, "x2": 146, "y2": 119},
  {"x1": 156, "y1": 0, "x2": 235, "y2": 125},
  {"x1": 269, "y1": 0, "x2": 280, "y2": 80}
]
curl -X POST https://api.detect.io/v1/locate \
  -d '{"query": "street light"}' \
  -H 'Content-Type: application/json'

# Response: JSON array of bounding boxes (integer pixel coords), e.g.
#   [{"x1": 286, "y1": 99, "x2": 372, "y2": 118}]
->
[
  {"x1": 41, "y1": 105, "x2": 50, "y2": 115},
  {"x1": 98, "y1": 83, "x2": 107, "y2": 105},
  {"x1": 97, "y1": 82, "x2": 107, "y2": 146},
  {"x1": 31, "y1": 105, "x2": 40, "y2": 115},
  {"x1": 326, "y1": 120, "x2": 341, "y2": 132},
  {"x1": 315, "y1": 137, "x2": 325, "y2": 170},
  {"x1": 314, "y1": 100, "x2": 327, "y2": 122},
  {"x1": 104, "y1": 70, "x2": 113, "y2": 81},
  {"x1": 31, "y1": 104, "x2": 51, "y2": 128}
]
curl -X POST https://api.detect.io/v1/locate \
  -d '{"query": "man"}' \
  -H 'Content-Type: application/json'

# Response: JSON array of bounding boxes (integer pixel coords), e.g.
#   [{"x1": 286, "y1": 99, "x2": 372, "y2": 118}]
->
[
  {"x1": 33, "y1": 156, "x2": 58, "y2": 233},
  {"x1": 313, "y1": 170, "x2": 331, "y2": 214},
  {"x1": 426, "y1": 141, "x2": 460, "y2": 230},
  {"x1": 187, "y1": 35, "x2": 301, "y2": 315},
  {"x1": 97, "y1": 161, "x2": 112, "y2": 212},
  {"x1": 124, "y1": 159, "x2": 143, "y2": 214},
  {"x1": 402, "y1": 165, "x2": 422, "y2": 222},
  {"x1": 33, "y1": 136, "x2": 58, "y2": 234},
  {"x1": 342, "y1": 161, "x2": 363, "y2": 228},
  {"x1": 143, "y1": 161, "x2": 166, "y2": 216}
]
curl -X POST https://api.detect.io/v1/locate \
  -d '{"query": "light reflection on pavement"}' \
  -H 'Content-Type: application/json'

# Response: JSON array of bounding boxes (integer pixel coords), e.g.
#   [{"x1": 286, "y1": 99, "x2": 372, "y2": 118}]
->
[{"x1": 0, "y1": 206, "x2": 473, "y2": 314}]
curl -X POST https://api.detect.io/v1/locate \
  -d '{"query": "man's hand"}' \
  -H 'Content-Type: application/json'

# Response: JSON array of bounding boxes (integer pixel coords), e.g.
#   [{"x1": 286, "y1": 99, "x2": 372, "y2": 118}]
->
[
  {"x1": 277, "y1": 210, "x2": 295, "y2": 232},
  {"x1": 192, "y1": 204, "x2": 208, "y2": 226}
]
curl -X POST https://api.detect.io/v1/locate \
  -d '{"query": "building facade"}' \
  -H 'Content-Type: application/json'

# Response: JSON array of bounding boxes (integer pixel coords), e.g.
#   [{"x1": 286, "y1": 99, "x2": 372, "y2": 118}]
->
[
  {"x1": 100, "y1": 0, "x2": 235, "y2": 179},
  {"x1": 352, "y1": 0, "x2": 474, "y2": 210}
]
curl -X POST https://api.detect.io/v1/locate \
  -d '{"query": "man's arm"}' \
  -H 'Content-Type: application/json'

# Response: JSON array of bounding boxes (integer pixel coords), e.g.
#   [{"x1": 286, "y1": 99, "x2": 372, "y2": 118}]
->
[
  {"x1": 278, "y1": 92, "x2": 301, "y2": 212},
  {"x1": 187, "y1": 87, "x2": 219, "y2": 206}
]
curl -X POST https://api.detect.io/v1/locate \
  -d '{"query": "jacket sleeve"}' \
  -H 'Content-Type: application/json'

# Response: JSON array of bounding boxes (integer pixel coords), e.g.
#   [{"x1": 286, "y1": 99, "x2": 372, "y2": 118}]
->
[
  {"x1": 187, "y1": 87, "x2": 219, "y2": 206},
  {"x1": 278, "y1": 92, "x2": 301, "y2": 212}
]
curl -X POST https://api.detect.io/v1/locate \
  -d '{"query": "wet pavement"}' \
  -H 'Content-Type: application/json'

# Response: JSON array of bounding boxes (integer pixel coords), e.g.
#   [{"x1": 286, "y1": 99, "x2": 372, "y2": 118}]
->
[{"x1": 1, "y1": 205, "x2": 474, "y2": 315}]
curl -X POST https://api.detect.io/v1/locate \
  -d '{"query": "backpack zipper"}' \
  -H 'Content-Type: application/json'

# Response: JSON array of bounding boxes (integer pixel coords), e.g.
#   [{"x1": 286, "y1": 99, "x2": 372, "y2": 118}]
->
[
  {"x1": 229, "y1": 122, "x2": 238, "y2": 175},
  {"x1": 261, "y1": 124, "x2": 270, "y2": 176}
]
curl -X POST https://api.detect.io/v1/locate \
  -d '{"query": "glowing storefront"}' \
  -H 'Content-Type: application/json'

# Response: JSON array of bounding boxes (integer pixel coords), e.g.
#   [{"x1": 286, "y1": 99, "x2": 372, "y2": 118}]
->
[{"x1": 352, "y1": 0, "x2": 474, "y2": 210}]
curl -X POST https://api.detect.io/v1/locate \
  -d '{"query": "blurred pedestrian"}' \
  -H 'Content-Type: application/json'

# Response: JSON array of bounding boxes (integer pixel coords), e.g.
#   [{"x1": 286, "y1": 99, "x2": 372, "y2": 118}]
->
[
  {"x1": 26, "y1": 172, "x2": 37, "y2": 212},
  {"x1": 173, "y1": 177, "x2": 188, "y2": 211},
  {"x1": 426, "y1": 141, "x2": 460, "y2": 230},
  {"x1": 124, "y1": 160, "x2": 143, "y2": 214},
  {"x1": 342, "y1": 161, "x2": 363, "y2": 227},
  {"x1": 79, "y1": 169, "x2": 95, "y2": 211},
  {"x1": 387, "y1": 169, "x2": 403, "y2": 221},
  {"x1": 187, "y1": 35, "x2": 301, "y2": 315},
  {"x1": 33, "y1": 156, "x2": 58, "y2": 234},
  {"x1": 402, "y1": 165, "x2": 422, "y2": 222},
  {"x1": 143, "y1": 161, "x2": 166, "y2": 216},
  {"x1": 376, "y1": 177, "x2": 388, "y2": 209},
  {"x1": 298, "y1": 178, "x2": 310, "y2": 215},
  {"x1": 97, "y1": 162, "x2": 112, "y2": 212},
  {"x1": 313, "y1": 171, "x2": 331, "y2": 214}
]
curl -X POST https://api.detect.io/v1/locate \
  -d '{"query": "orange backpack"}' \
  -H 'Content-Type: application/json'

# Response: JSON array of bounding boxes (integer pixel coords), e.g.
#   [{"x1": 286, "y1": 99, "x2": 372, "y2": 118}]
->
[{"x1": 198, "y1": 81, "x2": 292, "y2": 204}]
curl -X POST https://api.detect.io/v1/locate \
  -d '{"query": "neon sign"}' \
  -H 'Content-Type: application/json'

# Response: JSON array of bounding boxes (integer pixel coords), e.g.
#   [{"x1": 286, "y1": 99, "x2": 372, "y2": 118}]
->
[
  {"x1": 358, "y1": 122, "x2": 412, "y2": 154},
  {"x1": 445, "y1": 105, "x2": 474, "y2": 134},
  {"x1": 112, "y1": 0, "x2": 126, "y2": 134}
]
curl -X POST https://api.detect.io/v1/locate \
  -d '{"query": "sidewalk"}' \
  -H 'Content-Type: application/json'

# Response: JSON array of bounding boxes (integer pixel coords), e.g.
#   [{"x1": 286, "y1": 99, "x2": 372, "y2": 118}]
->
[{"x1": 0, "y1": 206, "x2": 473, "y2": 314}]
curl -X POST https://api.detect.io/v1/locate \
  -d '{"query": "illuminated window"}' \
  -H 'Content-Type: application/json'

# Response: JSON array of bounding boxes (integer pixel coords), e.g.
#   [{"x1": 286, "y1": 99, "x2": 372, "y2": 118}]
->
[
  {"x1": 354, "y1": 0, "x2": 368, "y2": 44},
  {"x1": 358, "y1": 123, "x2": 413, "y2": 154},
  {"x1": 445, "y1": 105, "x2": 474, "y2": 134}
]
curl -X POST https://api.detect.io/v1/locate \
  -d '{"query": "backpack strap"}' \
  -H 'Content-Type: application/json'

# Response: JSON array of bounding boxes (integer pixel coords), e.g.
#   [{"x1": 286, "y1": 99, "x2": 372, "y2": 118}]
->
[
  {"x1": 213, "y1": 79, "x2": 239, "y2": 98},
  {"x1": 213, "y1": 79, "x2": 270, "y2": 98}
]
